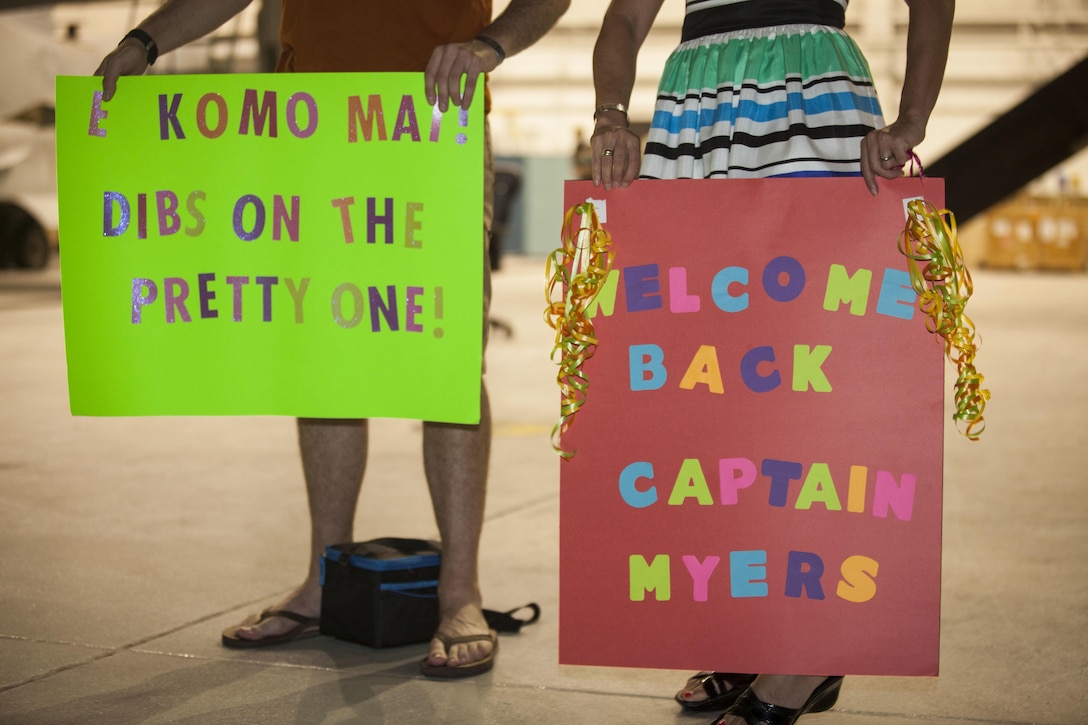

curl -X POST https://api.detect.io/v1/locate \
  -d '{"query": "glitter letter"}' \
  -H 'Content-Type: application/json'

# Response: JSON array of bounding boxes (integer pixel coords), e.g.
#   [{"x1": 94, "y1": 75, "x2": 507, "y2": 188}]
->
[
  {"x1": 131, "y1": 278, "x2": 157, "y2": 324},
  {"x1": 158, "y1": 93, "x2": 185, "y2": 140}
]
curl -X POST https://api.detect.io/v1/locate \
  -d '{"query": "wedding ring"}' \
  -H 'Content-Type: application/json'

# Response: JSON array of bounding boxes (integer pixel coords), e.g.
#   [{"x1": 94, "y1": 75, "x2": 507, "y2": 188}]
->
[
  {"x1": 601, "y1": 149, "x2": 614, "y2": 157},
  {"x1": 880, "y1": 155, "x2": 893, "y2": 162}
]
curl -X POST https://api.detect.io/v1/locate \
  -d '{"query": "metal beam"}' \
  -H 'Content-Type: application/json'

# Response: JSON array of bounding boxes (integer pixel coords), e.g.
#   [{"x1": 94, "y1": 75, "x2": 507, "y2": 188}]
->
[{"x1": 928, "y1": 53, "x2": 1088, "y2": 223}]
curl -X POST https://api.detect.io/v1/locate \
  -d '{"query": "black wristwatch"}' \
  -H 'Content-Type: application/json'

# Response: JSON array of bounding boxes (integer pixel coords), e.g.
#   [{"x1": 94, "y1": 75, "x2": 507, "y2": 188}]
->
[{"x1": 122, "y1": 28, "x2": 159, "y2": 66}]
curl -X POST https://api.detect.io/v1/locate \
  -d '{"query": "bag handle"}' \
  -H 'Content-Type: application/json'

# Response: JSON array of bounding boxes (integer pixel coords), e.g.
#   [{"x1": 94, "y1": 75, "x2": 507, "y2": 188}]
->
[
  {"x1": 349, "y1": 537, "x2": 441, "y2": 560},
  {"x1": 484, "y1": 603, "x2": 541, "y2": 633}
]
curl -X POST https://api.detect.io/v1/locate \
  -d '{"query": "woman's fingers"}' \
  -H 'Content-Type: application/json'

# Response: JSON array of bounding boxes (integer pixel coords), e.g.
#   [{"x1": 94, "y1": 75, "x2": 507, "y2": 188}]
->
[{"x1": 592, "y1": 126, "x2": 639, "y2": 190}]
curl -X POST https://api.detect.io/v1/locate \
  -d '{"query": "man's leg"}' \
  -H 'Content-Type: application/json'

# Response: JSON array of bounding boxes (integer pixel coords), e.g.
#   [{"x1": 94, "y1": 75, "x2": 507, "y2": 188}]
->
[
  {"x1": 422, "y1": 382, "x2": 492, "y2": 667},
  {"x1": 229, "y1": 418, "x2": 367, "y2": 641}
]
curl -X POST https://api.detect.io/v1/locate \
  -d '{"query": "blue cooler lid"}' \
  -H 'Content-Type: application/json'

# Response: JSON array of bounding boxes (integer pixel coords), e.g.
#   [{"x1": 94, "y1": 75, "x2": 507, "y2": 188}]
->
[{"x1": 323, "y1": 537, "x2": 441, "y2": 572}]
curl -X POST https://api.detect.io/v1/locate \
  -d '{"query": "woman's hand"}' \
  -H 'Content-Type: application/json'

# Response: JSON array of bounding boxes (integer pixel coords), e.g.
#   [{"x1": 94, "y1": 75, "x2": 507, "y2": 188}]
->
[
  {"x1": 592, "y1": 117, "x2": 641, "y2": 190},
  {"x1": 860, "y1": 117, "x2": 925, "y2": 196}
]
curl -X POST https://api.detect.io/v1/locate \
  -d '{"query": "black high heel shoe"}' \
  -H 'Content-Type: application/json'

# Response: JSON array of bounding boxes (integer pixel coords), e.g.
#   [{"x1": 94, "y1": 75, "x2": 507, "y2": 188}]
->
[
  {"x1": 676, "y1": 672, "x2": 758, "y2": 711},
  {"x1": 710, "y1": 676, "x2": 843, "y2": 725}
]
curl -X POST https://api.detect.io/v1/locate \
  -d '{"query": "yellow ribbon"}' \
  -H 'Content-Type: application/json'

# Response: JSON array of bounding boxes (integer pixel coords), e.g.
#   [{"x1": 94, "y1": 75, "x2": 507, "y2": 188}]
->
[
  {"x1": 899, "y1": 199, "x2": 990, "y2": 439},
  {"x1": 544, "y1": 202, "x2": 615, "y2": 458}
]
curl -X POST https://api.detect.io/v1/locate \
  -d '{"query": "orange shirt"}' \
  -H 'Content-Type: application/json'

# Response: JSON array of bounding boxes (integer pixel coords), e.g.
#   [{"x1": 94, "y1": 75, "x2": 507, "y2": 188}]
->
[{"x1": 276, "y1": 0, "x2": 493, "y2": 109}]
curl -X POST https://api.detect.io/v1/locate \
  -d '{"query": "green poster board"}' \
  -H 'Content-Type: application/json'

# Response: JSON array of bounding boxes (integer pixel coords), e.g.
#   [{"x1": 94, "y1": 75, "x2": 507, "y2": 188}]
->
[{"x1": 56, "y1": 74, "x2": 484, "y2": 422}]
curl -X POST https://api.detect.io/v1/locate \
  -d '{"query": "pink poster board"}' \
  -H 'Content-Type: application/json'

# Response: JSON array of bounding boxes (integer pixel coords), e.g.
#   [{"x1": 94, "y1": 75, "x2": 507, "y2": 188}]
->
[{"x1": 558, "y1": 177, "x2": 945, "y2": 676}]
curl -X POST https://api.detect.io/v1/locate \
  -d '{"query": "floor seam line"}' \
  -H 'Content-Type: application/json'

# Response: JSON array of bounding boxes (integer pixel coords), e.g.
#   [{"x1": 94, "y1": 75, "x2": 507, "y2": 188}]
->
[{"x1": 0, "y1": 590, "x2": 287, "y2": 694}]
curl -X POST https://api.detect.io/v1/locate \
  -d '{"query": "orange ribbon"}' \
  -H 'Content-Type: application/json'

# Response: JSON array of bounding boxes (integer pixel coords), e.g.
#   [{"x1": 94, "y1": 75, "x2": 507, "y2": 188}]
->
[
  {"x1": 899, "y1": 199, "x2": 990, "y2": 439},
  {"x1": 544, "y1": 202, "x2": 615, "y2": 458}
]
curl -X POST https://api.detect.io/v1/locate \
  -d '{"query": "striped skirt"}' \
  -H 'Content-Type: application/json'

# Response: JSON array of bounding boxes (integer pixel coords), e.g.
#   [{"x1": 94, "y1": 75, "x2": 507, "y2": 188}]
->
[{"x1": 640, "y1": 24, "x2": 884, "y2": 179}]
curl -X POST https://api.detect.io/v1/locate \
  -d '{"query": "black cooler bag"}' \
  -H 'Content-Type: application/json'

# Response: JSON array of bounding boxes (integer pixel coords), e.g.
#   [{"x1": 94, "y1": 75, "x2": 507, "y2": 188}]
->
[{"x1": 319, "y1": 537, "x2": 441, "y2": 648}]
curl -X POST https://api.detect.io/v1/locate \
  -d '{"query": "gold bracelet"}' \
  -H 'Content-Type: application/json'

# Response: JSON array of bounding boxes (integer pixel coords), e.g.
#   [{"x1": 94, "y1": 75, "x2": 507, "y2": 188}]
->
[{"x1": 594, "y1": 103, "x2": 628, "y2": 122}]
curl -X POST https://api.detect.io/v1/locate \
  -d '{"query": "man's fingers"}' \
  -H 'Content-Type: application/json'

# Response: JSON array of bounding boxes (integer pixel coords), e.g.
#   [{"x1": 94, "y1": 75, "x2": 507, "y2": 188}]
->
[
  {"x1": 424, "y1": 41, "x2": 498, "y2": 112},
  {"x1": 460, "y1": 72, "x2": 478, "y2": 111},
  {"x1": 96, "y1": 58, "x2": 120, "y2": 103},
  {"x1": 424, "y1": 51, "x2": 442, "y2": 107},
  {"x1": 425, "y1": 46, "x2": 456, "y2": 112},
  {"x1": 437, "y1": 47, "x2": 481, "y2": 112}
]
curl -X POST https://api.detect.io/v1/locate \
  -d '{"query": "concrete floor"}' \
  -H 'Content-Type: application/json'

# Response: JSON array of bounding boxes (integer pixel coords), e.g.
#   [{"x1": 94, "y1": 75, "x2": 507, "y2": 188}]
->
[{"x1": 1, "y1": 254, "x2": 1086, "y2": 725}]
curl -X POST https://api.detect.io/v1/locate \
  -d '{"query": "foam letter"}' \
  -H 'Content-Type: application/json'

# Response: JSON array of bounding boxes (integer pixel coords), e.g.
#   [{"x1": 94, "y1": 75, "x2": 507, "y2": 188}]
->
[
  {"x1": 624, "y1": 264, "x2": 662, "y2": 312},
  {"x1": 630, "y1": 555, "x2": 671, "y2": 602},
  {"x1": 668, "y1": 267, "x2": 700, "y2": 313},
  {"x1": 682, "y1": 555, "x2": 720, "y2": 602},
  {"x1": 585, "y1": 269, "x2": 619, "y2": 318},
  {"x1": 763, "y1": 256, "x2": 805, "y2": 302},
  {"x1": 679, "y1": 345, "x2": 724, "y2": 394},
  {"x1": 876, "y1": 268, "x2": 916, "y2": 320},
  {"x1": 740, "y1": 346, "x2": 780, "y2": 393},
  {"x1": 847, "y1": 465, "x2": 867, "y2": 513},
  {"x1": 792, "y1": 344, "x2": 832, "y2": 392},
  {"x1": 823, "y1": 264, "x2": 873, "y2": 316},
  {"x1": 629, "y1": 344, "x2": 666, "y2": 391},
  {"x1": 872, "y1": 471, "x2": 916, "y2": 521},
  {"x1": 729, "y1": 550, "x2": 768, "y2": 598},
  {"x1": 711, "y1": 266, "x2": 748, "y2": 312},
  {"x1": 837, "y1": 555, "x2": 879, "y2": 603},
  {"x1": 618, "y1": 461, "x2": 656, "y2": 508},
  {"x1": 794, "y1": 463, "x2": 843, "y2": 511},
  {"x1": 762, "y1": 459, "x2": 803, "y2": 508},
  {"x1": 718, "y1": 457, "x2": 757, "y2": 505},
  {"x1": 785, "y1": 551, "x2": 825, "y2": 599},
  {"x1": 667, "y1": 459, "x2": 713, "y2": 506}
]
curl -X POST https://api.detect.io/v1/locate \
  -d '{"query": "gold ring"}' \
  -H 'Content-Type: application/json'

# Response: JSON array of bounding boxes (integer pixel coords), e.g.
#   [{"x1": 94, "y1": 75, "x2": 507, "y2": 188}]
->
[{"x1": 601, "y1": 149, "x2": 614, "y2": 157}]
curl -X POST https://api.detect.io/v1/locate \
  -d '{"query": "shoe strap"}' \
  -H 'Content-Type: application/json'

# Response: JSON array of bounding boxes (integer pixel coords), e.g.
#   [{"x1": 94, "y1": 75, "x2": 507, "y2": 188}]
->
[{"x1": 483, "y1": 603, "x2": 541, "y2": 633}]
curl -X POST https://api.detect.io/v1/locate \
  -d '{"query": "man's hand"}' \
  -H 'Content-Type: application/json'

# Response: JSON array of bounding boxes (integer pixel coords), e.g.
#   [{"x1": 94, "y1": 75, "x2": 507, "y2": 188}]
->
[
  {"x1": 425, "y1": 39, "x2": 502, "y2": 112},
  {"x1": 95, "y1": 38, "x2": 149, "y2": 102}
]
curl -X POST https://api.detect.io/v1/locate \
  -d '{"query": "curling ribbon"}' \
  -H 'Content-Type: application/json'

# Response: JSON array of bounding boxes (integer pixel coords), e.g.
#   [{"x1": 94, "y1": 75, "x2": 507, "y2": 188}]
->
[
  {"x1": 544, "y1": 202, "x2": 615, "y2": 458},
  {"x1": 899, "y1": 198, "x2": 990, "y2": 439}
]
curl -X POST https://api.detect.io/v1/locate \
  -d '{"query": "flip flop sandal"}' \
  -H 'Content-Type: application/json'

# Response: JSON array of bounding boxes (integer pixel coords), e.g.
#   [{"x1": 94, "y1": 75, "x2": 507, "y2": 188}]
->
[
  {"x1": 221, "y1": 608, "x2": 321, "y2": 649},
  {"x1": 419, "y1": 631, "x2": 498, "y2": 679},
  {"x1": 676, "y1": 672, "x2": 758, "y2": 711}
]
